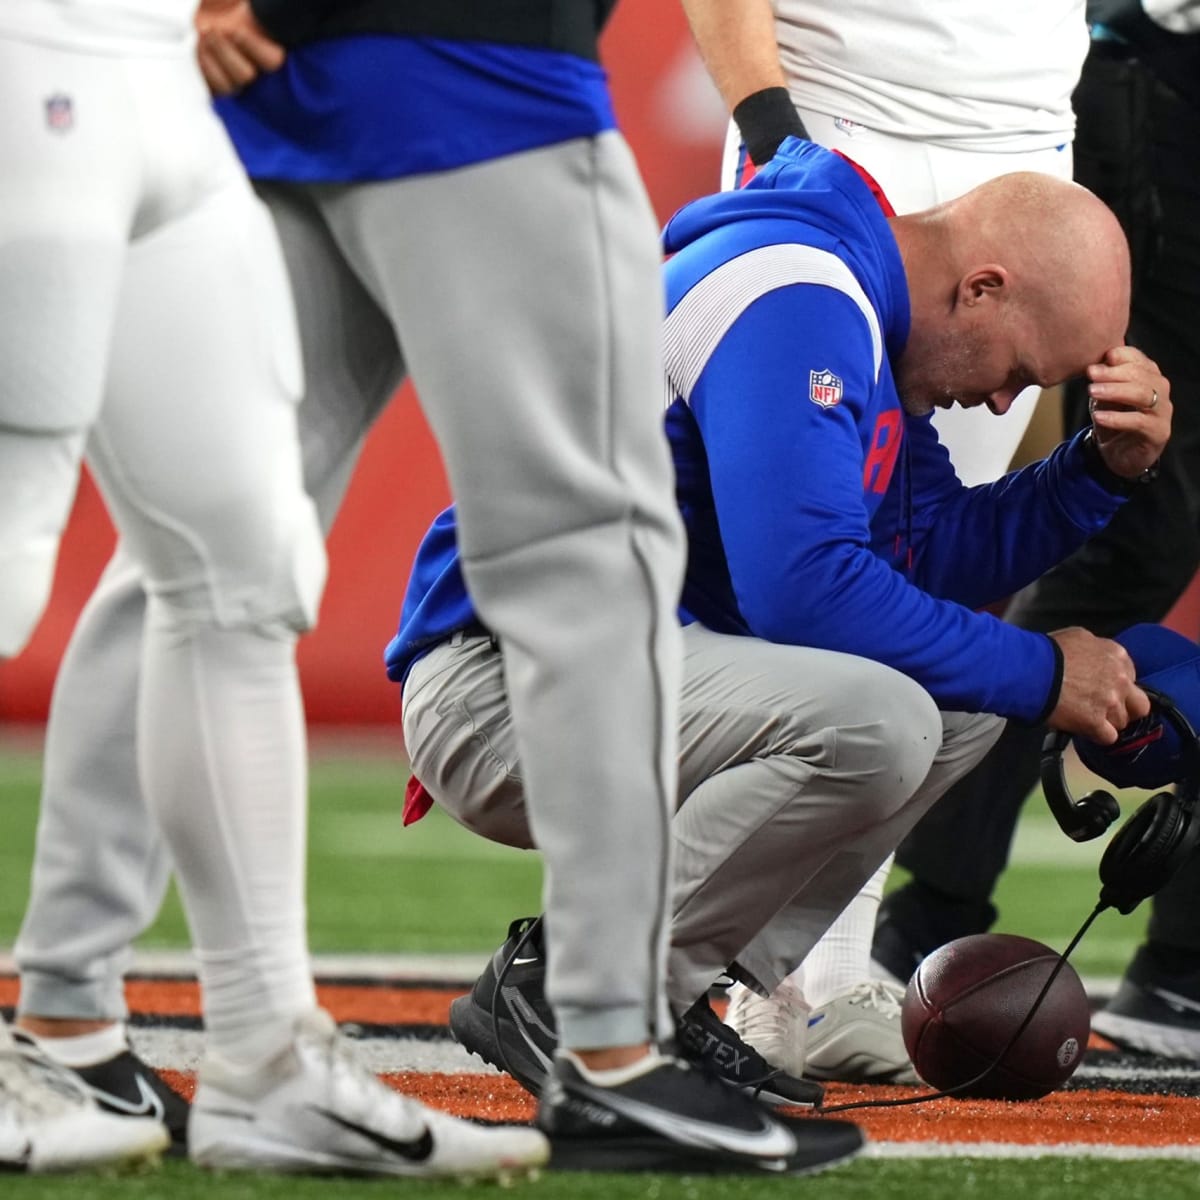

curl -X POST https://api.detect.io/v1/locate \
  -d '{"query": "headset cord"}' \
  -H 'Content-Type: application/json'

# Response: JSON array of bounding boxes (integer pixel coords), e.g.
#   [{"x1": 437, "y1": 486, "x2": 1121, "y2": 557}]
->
[{"x1": 817, "y1": 903, "x2": 1105, "y2": 1114}]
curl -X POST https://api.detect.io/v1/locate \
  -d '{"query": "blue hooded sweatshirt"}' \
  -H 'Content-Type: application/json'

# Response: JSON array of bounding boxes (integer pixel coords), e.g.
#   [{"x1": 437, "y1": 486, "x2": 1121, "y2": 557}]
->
[{"x1": 386, "y1": 139, "x2": 1126, "y2": 722}]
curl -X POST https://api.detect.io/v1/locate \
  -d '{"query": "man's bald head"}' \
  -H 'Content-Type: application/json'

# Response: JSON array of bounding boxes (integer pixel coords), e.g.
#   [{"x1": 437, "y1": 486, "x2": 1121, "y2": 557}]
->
[{"x1": 890, "y1": 173, "x2": 1131, "y2": 416}]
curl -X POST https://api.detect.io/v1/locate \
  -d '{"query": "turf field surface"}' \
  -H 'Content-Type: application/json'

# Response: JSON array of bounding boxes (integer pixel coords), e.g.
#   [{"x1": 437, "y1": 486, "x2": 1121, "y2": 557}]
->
[{"x1": 4, "y1": 739, "x2": 1193, "y2": 1197}]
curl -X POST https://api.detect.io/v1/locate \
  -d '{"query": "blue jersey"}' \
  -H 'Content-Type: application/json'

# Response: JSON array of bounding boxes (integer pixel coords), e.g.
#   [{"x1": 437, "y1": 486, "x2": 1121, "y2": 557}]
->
[
  {"x1": 386, "y1": 141, "x2": 1127, "y2": 722},
  {"x1": 216, "y1": 35, "x2": 615, "y2": 183}
]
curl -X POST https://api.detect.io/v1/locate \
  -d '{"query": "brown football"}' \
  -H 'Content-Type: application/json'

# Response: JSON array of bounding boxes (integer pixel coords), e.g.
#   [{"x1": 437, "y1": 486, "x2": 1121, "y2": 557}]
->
[{"x1": 901, "y1": 933, "x2": 1090, "y2": 1100}]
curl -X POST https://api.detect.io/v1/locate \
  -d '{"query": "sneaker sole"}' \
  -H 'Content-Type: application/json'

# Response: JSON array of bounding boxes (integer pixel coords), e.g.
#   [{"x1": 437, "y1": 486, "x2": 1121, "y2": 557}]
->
[
  {"x1": 191, "y1": 1131, "x2": 546, "y2": 1181},
  {"x1": 804, "y1": 1061, "x2": 921, "y2": 1085},
  {"x1": 548, "y1": 1120, "x2": 863, "y2": 1175},
  {"x1": 448, "y1": 995, "x2": 551, "y2": 1096},
  {"x1": 1091, "y1": 1010, "x2": 1200, "y2": 1060},
  {"x1": 27, "y1": 1128, "x2": 170, "y2": 1175},
  {"x1": 741, "y1": 1078, "x2": 824, "y2": 1109}
]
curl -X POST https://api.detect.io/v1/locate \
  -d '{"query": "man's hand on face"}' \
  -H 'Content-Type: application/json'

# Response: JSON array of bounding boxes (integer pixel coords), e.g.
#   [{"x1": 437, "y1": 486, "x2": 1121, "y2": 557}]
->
[
  {"x1": 196, "y1": 0, "x2": 285, "y2": 96},
  {"x1": 1048, "y1": 626, "x2": 1150, "y2": 744},
  {"x1": 1087, "y1": 345, "x2": 1171, "y2": 479}
]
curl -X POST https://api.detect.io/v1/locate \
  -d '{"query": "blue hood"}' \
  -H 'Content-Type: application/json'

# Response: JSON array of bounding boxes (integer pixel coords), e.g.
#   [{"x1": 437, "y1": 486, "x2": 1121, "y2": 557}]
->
[{"x1": 662, "y1": 138, "x2": 910, "y2": 361}]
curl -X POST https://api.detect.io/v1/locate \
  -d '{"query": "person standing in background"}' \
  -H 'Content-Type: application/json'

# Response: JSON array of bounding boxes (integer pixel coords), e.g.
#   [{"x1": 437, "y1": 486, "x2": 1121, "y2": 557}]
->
[
  {"x1": 872, "y1": 0, "x2": 1200, "y2": 1064},
  {"x1": 680, "y1": 0, "x2": 1091, "y2": 1084}
]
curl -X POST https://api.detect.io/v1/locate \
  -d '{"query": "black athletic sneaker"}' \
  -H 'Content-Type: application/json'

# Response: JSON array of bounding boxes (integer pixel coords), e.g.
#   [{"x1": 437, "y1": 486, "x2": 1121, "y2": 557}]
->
[
  {"x1": 676, "y1": 996, "x2": 824, "y2": 1108},
  {"x1": 74, "y1": 1047, "x2": 190, "y2": 1154},
  {"x1": 1092, "y1": 942, "x2": 1200, "y2": 1060},
  {"x1": 538, "y1": 1051, "x2": 861, "y2": 1174},
  {"x1": 451, "y1": 918, "x2": 824, "y2": 1107},
  {"x1": 871, "y1": 881, "x2": 997, "y2": 986},
  {"x1": 449, "y1": 916, "x2": 555, "y2": 1095}
]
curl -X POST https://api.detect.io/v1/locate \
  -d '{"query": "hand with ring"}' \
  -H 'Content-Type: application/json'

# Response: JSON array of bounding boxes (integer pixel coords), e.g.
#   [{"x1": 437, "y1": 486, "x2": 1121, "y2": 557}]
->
[{"x1": 1086, "y1": 344, "x2": 1171, "y2": 480}]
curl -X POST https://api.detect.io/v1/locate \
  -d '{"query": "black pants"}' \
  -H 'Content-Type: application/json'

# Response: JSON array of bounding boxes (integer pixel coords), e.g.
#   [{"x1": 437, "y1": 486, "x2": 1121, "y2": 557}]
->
[{"x1": 895, "y1": 42, "x2": 1200, "y2": 953}]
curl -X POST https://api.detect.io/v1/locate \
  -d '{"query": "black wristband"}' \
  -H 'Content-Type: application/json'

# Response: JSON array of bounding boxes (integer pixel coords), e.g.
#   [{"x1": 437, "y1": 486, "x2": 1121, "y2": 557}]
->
[
  {"x1": 1031, "y1": 636, "x2": 1066, "y2": 727},
  {"x1": 733, "y1": 87, "x2": 809, "y2": 166},
  {"x1": 1081, "y1": 430, "x2": 1159, "y2": 495}
]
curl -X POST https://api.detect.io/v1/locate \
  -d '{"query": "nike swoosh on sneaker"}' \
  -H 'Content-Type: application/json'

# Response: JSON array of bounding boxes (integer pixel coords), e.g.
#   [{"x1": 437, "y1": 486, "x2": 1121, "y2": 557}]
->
[
  {"x1": 86, "y1": 1074, "x2": 165, "y2": 1121},
  {"x1": 565, "y1": 1076, "x2": 797, "y2": 1161},
  {"x1": 1148, "y1": 987, "x2": 1200, "y2": 1017},
  {"x1": 512, "y1": 957, "x2": 541, "y2": 966},
  {"x1": 807, "y1": 1014, "x2": 826, "y2": 1029},
  {"x1": 312, "y1": 1108, "x2": 434, "y2": 1162}
]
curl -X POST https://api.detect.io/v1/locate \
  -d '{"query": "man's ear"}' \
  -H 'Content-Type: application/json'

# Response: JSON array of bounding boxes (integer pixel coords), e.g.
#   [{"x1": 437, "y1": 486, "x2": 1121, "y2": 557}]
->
[{"x1": 957, "y1": 265, "x2": 1009, "y2": 308}]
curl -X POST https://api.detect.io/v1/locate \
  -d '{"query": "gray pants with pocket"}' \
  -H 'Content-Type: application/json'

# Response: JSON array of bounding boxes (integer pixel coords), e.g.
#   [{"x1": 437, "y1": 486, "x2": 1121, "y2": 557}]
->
[{"x1": 403, "y1": 622, "x2": 1004, "y2": 1012}]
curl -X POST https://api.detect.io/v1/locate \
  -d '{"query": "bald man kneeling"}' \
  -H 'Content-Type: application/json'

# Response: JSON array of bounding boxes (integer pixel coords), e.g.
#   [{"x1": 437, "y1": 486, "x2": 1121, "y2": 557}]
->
[{"x1": 393, "y1": 140, "x2": 1170, "y2": 1108}]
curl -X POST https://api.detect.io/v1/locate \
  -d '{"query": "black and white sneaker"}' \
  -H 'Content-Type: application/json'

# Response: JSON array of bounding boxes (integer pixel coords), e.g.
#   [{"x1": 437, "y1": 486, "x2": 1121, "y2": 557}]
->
[
  {"x1": 450, "y1": 918, "x2": 824, "y2": 1108},
  {"x1": 538, "y1": 1051, "x2": 862, "y2": 1175},
  {"x1": 190, "y1": 1009, "x2": 548, "y2": 1178},
  {"x1": 1092, "y1": 943, "x2": 1200, "y2": 1060},
  {"x1": 73, "y1": 1046, "x2": 190, "y2": 1155},
  {"x1": 676, "y1": 996, "x2": 824, "y2": 1108},
  {"x1": 2, "y1": 1031, "x2": 168, "y2": 1173},
  {"x1": 448, "y1": 917, "x2": 555, "y2": 1094}
]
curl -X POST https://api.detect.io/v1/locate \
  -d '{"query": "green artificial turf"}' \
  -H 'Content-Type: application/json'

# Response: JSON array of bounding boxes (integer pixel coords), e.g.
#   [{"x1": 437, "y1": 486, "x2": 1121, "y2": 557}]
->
[
  {"x1": 0, "y1": 742, "x2": 1147, "y2": 969},
  {"x1": 4, "y1": 1154, "x2": 1198, "y2": 1200}
]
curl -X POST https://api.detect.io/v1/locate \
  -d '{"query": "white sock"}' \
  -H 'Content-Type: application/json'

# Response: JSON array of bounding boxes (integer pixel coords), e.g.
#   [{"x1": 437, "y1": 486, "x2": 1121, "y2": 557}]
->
[
  {"x1": 797, "y1": 856, "x2": 892, "y2": 1010},
  {"x1": 23, "y1": 1023, "x2": 127, "y2": 1067}
]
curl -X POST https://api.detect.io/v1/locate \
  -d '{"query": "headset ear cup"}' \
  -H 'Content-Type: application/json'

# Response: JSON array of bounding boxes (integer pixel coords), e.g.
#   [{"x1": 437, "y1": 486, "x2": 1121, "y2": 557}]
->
[
  {"x1": 1099, "y1": 794, "x2": 1196, "y2": 915},
  {"x1": 1080, "y1": 788, "x2": 1121, "y2": 832}
]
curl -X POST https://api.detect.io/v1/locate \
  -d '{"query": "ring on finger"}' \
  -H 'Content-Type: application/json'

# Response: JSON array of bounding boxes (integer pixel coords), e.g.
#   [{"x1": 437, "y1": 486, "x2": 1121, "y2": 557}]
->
[{"x1": 1150, "y1": 388, "x2": 1159, "y2": 410}]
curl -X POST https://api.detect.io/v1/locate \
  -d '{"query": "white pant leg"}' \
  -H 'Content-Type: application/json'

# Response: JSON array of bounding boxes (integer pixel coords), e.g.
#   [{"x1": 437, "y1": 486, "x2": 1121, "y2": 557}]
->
[
  {"x1": 15, "y1": 181, "x2": 401, "y2": 1024},
  {"x1": 0, "y1": 429, "x2": 87, "y2": 657},
  {"x1": 49, "y1": 45, "x2": 323, "y2": 1063},
  {"x1": 16, "y1": 548, "x2": 170, "y2": 1021},
  {"x1": 0, "y1": 34, "x2": 133, "y2": 655}
]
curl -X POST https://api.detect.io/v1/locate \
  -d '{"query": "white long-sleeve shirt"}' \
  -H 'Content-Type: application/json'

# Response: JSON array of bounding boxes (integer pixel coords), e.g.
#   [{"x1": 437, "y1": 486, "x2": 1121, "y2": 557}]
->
[
  {"x1": 0, "y1": 0, "x2": 195, "y2": 52},
  {"x1": 774, "y1": 0, "x2": 1088, "y2": 149}
]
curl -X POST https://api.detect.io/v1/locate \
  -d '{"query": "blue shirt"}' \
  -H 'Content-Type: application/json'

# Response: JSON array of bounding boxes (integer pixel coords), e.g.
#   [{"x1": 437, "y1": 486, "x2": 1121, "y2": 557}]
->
[
  {"x1": 216, "y1": 35, "x2": 616, "y2": 182},
  {"x1": 386, "y1": 141, "x2": 1127, "y2": 722}
]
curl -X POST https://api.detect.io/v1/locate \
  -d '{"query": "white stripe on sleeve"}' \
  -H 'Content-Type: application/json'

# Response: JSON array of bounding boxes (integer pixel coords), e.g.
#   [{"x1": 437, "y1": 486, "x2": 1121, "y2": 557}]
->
[{"x1": 664, "y1": 244, "x2": 883, "y2": 405}]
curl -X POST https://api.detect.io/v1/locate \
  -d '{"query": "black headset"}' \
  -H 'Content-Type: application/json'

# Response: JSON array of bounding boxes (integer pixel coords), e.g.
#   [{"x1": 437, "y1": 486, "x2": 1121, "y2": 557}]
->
[{"x1": 1040, "y1": 687, "x2": 1200, "y2": 915}]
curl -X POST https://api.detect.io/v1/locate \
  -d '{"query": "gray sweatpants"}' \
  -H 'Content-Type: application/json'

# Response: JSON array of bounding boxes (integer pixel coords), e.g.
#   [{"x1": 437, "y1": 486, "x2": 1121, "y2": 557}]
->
[
  {"x1": 402, "y1": 623, "x2": 1004, "y2": 1013},
  {"x1": 17, "y1": 132, "x2": 686, "y2": 1052}
]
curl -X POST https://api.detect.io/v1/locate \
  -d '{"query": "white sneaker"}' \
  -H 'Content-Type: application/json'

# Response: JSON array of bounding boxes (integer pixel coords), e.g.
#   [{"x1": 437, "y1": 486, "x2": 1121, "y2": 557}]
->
[
  {"x1": 0, "y1": 1033, "x2": 169, "y2": 1173},
  {"x1": 723, "y1": 980, "x2": 810, "y2": 1078},
  {"x1": 189, "y1": 1009, "x2": 549, "y2": 1179},
  {"x1": 804, "y1": 980, "x2": 919, "y2": 1084}
]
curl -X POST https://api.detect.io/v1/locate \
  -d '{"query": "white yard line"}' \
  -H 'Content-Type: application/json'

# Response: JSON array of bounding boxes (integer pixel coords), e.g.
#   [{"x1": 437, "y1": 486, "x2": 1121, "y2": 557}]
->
[
  {"x1": 0, "y1": 949, "x2": 489, "y2": 982},
  {"x1": 128, "y1": 1027, "x2": 495, "y2": 1076},
  {"x1": 863, "y1": 1141, "x2": 1200, "y2": 1159}
]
